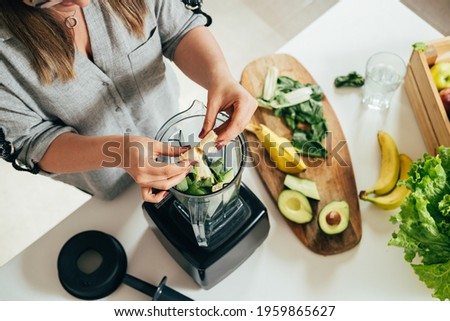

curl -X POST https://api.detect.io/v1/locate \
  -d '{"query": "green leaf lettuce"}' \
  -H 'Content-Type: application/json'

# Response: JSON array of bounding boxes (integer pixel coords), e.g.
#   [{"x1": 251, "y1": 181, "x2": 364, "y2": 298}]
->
[{"x1": 388, "y1": 146, "x2": 450, "y2": 300}]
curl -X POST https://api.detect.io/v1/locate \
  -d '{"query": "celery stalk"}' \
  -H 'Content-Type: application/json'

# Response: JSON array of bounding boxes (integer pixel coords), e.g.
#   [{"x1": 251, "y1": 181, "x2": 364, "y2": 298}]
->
[
  {"x1": 262, "y1": 66, "x2": 279, "y2": 101},
  {"x1": 270, "y1": 87, "x2": 313, "y2": 109}
]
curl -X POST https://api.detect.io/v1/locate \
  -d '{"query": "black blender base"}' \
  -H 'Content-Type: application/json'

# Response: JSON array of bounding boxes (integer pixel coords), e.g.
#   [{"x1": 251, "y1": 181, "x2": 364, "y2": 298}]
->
[{"x1": 142, "y1": 184, "x2": 270, "y2": 290}]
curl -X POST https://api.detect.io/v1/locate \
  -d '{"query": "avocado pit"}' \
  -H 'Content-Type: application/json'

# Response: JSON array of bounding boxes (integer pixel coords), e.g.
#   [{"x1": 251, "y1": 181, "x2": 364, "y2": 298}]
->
[
  {"x1": 325, "y1": 211, "x2": 341, "y2": 225},
  {"x1": 318, "y1": 201, "x2": 350, "y2": 235}
]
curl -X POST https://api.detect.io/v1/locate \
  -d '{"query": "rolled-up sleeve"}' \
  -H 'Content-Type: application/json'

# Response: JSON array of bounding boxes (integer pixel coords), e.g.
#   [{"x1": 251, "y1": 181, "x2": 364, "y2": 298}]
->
[
  {"x1": 0, "y1": 85, "x2": 77, "y2": 172},
  {"x1": 152, "y1": 0, "x2": 207, "y2": 60}
]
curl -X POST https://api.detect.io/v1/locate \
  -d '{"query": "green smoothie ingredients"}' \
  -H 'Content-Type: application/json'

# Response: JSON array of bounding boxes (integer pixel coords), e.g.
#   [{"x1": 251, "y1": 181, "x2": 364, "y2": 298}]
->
[
  {"x1": 334, "y1": 71, "x2": 365, "y2": 88},
  {"x1": 258, "y1": 67, "x2": 328, "y2": 158},
  {"x1": 176, "y1": 157, "x2": 234, "y2": 195},
  {"x1": 277, "y1": 189, "x2": 313, "y2": 224},
  {"x1": 177, "y1": 131, "x2": 234, "y2": 195},
  {"x1": 388, "y1": 146, "x2": 450, "y2": 300}
]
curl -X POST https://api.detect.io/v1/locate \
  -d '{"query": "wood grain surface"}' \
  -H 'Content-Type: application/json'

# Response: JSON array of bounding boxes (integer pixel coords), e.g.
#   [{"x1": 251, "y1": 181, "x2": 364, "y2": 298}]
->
[{"x1": 240, "y1": 54, "x2": 362, "y2": 255}]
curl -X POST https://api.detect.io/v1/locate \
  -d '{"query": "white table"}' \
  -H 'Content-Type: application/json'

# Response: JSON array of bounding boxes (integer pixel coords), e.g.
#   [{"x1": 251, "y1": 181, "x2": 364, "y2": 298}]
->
[{"x1": 0, "y1": 0, "x2": 444, "y2": 301}]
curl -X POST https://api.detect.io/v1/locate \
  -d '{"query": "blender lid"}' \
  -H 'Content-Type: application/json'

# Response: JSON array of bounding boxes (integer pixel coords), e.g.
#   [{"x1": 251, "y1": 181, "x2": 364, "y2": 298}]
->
[
  {"x1": 57, "y1": 230, "x2": 127, "y2": 300},
  {"x1": 57, "y1": 230, "x2": 193, "y2": 301}
]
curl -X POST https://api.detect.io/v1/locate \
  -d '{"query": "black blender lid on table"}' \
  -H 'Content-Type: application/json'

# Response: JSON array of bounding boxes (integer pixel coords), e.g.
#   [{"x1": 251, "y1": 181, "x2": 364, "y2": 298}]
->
[{"x1": 57, "y1": 230, "x2": 192, "y2": 301}]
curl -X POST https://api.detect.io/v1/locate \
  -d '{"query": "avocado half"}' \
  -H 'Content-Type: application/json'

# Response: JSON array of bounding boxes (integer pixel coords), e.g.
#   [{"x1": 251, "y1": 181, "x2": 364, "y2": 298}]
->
[
  {"x1": 283, "y1": 175, "x2": 320, "y2": 200},
  {"x1": 277, "y1": 190, "x2": 313, "y2": 224},
  {"x1": 318, "y1": 201, "x2": 349, "y2": 235}
]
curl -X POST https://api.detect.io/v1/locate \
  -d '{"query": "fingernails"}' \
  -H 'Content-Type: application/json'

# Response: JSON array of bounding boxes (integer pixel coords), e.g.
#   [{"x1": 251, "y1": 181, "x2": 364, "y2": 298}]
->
[{"x1": 162, "y1": 191, "x2": 170, "y2": 198}]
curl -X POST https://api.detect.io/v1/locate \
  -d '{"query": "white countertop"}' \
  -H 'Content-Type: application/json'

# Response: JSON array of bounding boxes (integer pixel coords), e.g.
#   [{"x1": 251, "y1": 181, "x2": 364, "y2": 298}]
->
[{"x1": 0, "y1": 0, "x2": 444, "y2": 301}]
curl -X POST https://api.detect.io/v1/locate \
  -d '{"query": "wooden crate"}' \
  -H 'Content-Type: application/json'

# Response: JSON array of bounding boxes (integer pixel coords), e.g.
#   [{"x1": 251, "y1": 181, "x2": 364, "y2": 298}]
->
[{"x1": 404, "y1": 36, "x2": 450, "y2": 155}]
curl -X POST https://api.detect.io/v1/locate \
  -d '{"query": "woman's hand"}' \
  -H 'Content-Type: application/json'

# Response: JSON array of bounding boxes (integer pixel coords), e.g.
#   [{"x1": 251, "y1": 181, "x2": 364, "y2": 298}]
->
[
  {"x1": 200, "y1": 79, "x2": 257, "y2": 146},
  {"x1": 173, "y1": 27, "x2": 257, "y2": 145},
  {"x1": 120, "y1": 136, "x2": 192, "y2": 203},
  {"x1": 38, "y1": 133, "x2": 190, "y2": 203}
]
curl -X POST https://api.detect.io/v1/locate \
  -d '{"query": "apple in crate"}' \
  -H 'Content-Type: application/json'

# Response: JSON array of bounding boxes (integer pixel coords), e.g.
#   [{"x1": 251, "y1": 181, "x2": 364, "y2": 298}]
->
[
  {"x1": 430, "y1": 62, "x2": 450, "y2": 90},
  {"x1": 439, "y1": 87, "x2": 450, "y2": 120}
]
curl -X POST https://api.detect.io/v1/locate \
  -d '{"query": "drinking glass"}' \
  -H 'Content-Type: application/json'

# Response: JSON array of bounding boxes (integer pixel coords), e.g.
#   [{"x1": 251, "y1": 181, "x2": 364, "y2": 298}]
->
[{"x1": 362, "y1": 52, "x2": 406, "y2": 110}]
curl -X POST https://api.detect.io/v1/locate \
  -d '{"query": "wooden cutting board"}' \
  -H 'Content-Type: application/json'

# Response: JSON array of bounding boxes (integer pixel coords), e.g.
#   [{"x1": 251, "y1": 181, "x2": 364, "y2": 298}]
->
[{"x1": 240, "y1": 54, "x2": 362, "y2": 255}]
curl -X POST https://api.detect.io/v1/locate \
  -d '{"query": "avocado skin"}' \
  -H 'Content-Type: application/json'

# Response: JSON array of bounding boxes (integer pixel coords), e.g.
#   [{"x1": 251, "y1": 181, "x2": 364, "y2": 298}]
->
[{"x1": 318, "y1": 201, "x2": 349, "y2": 235}]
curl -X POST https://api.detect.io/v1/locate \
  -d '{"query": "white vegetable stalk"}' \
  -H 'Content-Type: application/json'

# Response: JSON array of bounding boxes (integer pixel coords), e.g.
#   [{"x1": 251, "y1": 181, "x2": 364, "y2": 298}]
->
[
  {"x1": 262, "y1": 66, "x2": 279, "y2": 101},
  {"x1": 259, "y1": 66, "x2": 312, "y2": 109},
  {"x1": 270, "y1": 87, "x2": 313, "y2": 109},
  {"x1": 180, "y1": 130, "x2": 218, "y2": 182}
]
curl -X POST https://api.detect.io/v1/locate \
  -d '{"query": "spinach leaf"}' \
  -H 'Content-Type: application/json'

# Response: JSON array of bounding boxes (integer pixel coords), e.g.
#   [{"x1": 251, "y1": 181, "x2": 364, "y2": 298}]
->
[
  {"x1": 334, "y1": 71, "x2": 365, "y2": 88},
  {"x1": 269, "y1": 79, "x2": 328, "y2": 158},
  {"x1": 257, "y1": 73, "x2": 328, "y2": 158}
]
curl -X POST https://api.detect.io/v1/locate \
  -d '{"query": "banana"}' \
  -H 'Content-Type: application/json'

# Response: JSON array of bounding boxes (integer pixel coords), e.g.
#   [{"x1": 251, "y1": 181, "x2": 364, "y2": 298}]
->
[
  {"x1": 363, "y1": 131, "x2": 400, "y2": 196},
  {"x1": 246, "y1": 123, "x2": 306, "y2": 173},
  {"x1": 359, "y1": 154, "x2": 412, "y2": 210},
  {"x1": 180, "y1": 130, "x2": 217, "y2": 182}
]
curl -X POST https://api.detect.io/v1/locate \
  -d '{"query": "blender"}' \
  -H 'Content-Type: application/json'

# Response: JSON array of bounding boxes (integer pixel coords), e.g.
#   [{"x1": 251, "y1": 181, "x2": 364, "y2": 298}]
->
[{"x1": 143, "y1": 100, "x2": 270, "y2": 289}]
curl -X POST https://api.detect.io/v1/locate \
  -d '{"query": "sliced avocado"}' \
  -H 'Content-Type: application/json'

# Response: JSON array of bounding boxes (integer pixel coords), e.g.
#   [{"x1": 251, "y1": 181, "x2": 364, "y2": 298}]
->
[
  {"x1": 283, "y1": 175, "x2": 320, "y2": 200},
  {"x1": 200, "y1": 177, "x2": 214, "y2": 188},
  {"x1": 277, "y1": 190, "x2": 313, "y2": 224},
  {"x1": 187, "y1": 184, "x2": 209, "y2": 195},
  {"x1": 222, "y1": 169, "x2": 234, "y2": 184},
  {"x1": 175, "y1": 177, "x2": 189, "y2": 192},
  {"x1": 209, "y1": 158, "x2": 224, "y2": 176},
  {"x1": 318, "y1": 201, "x2": 349, "y2": 235}
]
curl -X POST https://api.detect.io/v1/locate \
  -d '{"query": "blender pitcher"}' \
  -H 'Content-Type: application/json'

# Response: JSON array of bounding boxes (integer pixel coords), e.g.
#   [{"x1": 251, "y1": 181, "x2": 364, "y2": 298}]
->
[{"x1": 155, "y1": 101, "x2": 248, "y2": 247}]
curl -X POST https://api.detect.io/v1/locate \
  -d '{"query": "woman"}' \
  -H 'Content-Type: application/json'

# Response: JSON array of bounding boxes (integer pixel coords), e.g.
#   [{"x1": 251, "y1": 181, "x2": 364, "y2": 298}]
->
[{"x1": 0, "y1": 0, "x2": 257, "y2": 202}]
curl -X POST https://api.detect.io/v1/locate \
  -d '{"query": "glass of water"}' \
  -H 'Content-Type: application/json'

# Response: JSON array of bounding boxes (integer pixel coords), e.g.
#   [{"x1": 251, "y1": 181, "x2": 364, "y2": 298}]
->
[{"x1": 362, "y1": 52, "x2": 406, "y2": 110}]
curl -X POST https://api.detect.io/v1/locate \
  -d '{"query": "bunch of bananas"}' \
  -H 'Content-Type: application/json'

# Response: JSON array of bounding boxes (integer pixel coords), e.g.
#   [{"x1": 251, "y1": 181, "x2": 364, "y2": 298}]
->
[{"x1": 359, "y1": 131, "x2": 412, "y2": 210}]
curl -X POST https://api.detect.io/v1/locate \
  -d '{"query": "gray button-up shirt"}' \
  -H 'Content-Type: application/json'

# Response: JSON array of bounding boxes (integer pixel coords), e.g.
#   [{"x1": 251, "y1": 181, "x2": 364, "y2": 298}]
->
[{"x1": 0, "y1": 0, "x2": 206, "y2": 199}]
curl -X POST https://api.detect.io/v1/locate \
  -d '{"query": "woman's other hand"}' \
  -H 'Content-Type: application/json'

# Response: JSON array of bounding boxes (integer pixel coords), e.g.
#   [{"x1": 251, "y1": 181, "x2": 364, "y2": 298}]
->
[
  {"x1": 119, "y1": 136, "x2": 191, "y2": 203},
  {"x1": 201, "y1": 79, "x2": 257, "y2": 147},
  {"x1": 38, "y1": 133, "x2": 190, "y2": 203}
]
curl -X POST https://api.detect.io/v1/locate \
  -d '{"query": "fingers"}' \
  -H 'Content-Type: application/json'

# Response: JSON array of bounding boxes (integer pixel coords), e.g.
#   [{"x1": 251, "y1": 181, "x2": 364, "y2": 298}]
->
[
  {"x1": 160, "y1": 143, "x2": 191, "y2": 157},
  {"x1": 205, "y1": 85, "x2": 257, "y2": 144},
  {"x1": 200, "y1": 98, "x2": 220, "y2": 138},
  {"x1": 218, "y1": 118, "x2": 245, "y2": 143},
  {"x1": 141, "y1": 187, "x2": 170, "y2": 203},
  {"x1": 142, "y1": 160, "x2": 191, "y2": 181},
  {"x1": 149, "y1": 168, "x2": 189, "y2": 191},
  {"x1": 140, "y1": 166, "x2": 190, "y2": 203},
  {"x1": 214, "y1": 119, "x2": 231, "y2": 136},
  {"x1": 216, "y1": 101, "x2": 255, "y2": 144}
]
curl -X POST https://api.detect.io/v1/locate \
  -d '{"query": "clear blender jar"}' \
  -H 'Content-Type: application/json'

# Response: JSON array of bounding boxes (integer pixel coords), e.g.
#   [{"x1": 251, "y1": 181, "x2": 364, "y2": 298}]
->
[{"x1": 155, "y1": 100, "x2": 249, "y2": 247}]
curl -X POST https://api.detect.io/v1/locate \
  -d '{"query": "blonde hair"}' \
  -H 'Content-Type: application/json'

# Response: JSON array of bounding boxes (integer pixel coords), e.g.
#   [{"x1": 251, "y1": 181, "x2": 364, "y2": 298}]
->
[{"x1": 0, "y1": 0, "x2": 149, "y2": 84}]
